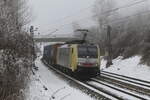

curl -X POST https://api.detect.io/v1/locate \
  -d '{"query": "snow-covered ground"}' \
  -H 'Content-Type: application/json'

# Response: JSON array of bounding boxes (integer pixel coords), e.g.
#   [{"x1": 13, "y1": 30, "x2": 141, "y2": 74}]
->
[
  {"x1": 25, "y1": 57, "x2": 95, "y2": 100},
  {"x1": 101, "y1": 56, "x2": 150, "y2": 81},
  {"x1": 26, "y1": 43, "x2": 150, "y2": 100}
]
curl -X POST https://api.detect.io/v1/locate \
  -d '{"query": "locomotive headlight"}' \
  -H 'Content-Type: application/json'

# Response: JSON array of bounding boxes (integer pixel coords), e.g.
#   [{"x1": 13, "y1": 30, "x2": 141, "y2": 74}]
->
[
  {"x1": 78, "y1": 62, "x2": 81, "y2": 66},
  {"x1": 95, "y1": 63, "x2": 98, "y2": 66}
]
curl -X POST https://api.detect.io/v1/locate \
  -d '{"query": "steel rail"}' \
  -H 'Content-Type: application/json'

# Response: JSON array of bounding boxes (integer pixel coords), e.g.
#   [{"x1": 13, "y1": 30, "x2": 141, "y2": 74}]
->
[
  {"x1": 41, "y1": 59, "x2": 150, "y2": 100},
  {"x1": 101, "y1": 71, "x2": 150, "y2": 88},
  {"x1": 41, "y1": 60, "x2": 118, "y2": 100},
  {"x1": 91, "y1": 78, "x2": 149, "y2": 100},
  {"x1": 97, "y1": 75, "x2": 150, "y2": 96}
]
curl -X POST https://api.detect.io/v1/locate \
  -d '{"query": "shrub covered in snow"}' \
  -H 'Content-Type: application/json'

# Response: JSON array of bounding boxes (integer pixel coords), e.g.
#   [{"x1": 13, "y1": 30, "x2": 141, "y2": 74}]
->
[{"x1": 0, "y1": 0, "x2": 34, "y2": 100}]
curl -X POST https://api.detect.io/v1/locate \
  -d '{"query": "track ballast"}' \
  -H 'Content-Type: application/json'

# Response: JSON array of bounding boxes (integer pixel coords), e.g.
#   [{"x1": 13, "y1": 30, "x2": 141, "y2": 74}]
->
[{"x1": 41, "y1": 59, "x2": 150, "y2": 100}]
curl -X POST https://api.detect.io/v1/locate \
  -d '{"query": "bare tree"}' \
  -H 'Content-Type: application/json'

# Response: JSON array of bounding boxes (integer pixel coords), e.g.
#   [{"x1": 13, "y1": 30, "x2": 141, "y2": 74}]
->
[
  {"x1": 93, "y1": 0, "x2": 117, "y2": 32},
  {"x1": 0, "y1": 0, "x2": 34, "y2": 100},
  {"x1": 91, "y1": 0, "x2": 150, "y2": 66}
]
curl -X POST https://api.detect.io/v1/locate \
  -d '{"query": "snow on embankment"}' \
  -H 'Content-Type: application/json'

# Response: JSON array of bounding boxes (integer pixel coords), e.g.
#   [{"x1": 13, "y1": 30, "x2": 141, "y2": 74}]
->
[
  {"x1": 26, "y1": 57, "x2": 95, "y2": 100},
  {"x1": 101, "y1": 56, "x2": 150, "y2": 81}
]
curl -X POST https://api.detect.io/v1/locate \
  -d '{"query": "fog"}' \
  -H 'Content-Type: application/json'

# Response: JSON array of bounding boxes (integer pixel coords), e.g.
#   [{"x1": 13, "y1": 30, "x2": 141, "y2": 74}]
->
[
  {"x1": 28, "y1": 0, "x2": 96, "y2": 35},
  {"x1": 28, "y1": 0, "x2": 150, "y2": 36}
]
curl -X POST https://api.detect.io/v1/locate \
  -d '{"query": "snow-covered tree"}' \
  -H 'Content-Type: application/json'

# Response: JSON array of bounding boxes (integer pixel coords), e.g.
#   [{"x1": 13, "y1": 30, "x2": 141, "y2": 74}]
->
[{"x1": 0, "y1": 0, "x2": 34, "y2": 100}]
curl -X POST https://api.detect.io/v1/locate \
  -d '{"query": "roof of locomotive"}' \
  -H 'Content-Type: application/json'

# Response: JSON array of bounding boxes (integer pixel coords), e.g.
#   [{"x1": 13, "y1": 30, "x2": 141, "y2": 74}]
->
[
  {"x1": 59, "y1": 44, "x2": 70, "y2": 48},
  {"x1": 44, "y1": 43, "x2": 63, "y2": 47},
  {"x1": 58, "y1": 43, "x2": 98, "y2": 48},
  {"x1": 77, "y1": 43, "x2": 98, "y2": 46}
]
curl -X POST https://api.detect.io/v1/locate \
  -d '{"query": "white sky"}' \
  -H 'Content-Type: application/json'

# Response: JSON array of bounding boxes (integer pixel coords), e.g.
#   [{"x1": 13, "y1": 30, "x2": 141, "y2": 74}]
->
[
  {"x1": 28, "y1": 0, "x2": 96, "y2": 35},
  {"x1": 28, "y1": 0, "x2": 150, "y2": 36}
]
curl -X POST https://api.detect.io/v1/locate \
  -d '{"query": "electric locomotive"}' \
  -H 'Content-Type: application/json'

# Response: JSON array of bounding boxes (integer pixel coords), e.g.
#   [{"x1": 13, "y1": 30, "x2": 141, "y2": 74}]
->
[{"x1": 42, "y1": 43, "x2": 100, "y2": 78}]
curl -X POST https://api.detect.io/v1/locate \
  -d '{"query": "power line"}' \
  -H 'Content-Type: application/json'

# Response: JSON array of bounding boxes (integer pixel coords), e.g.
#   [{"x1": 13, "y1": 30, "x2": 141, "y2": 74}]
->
[
  {"x1": 66, "y1": 10, "x2": 150, "y2": 39},
  {"x1": 42, "y1": 29, "x2": 59, "y2": 37},
  {"x1": 42, "y1": 0, "x2": 149, "y2": 34},
  {"x1": 99, "y1": 0, "x2": 148, "y2": 15},
  {"x1": 42, "y1": 0, "x2": 144, "y2": 33},
  {"x1": 106, "y1": 9, "x2": 150, "y2": 26},
  {"x1": 84, "y1": 10, "x2": 150, "y2": 42},
  {"x1": 42, "y1": 16, "x2": 93, "y2": 34},
  {"x1": 40, "y1": 5, "x2": 94, "y2": 32}
]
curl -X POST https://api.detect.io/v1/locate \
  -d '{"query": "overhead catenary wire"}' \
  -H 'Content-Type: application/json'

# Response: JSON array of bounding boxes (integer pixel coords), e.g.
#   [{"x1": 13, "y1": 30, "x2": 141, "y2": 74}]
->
[
  {"x1": 44, "y1": 0, "x2": 147, "y2": 29},
  {"x1": 41, "y1": 0, "x2": 149, "y2": 35},
  {"x1": 87, "y1": 10, "x2": 150, "y2": 41},
  {"x1": 40, "y1": 5, "x2": 94, "y2": 33},
  {"x1": 99, "y1": 0, "x2": 148, "y2": 15},
  {"x1": 86, "y1": 10, "x2": 150, "y2": 41},
  {"x1": 106, "y1": 9, "x2": 150, "y2": 26},
  {"x1": 42, "y1": 0, "x2": 148, "y2": 34}
]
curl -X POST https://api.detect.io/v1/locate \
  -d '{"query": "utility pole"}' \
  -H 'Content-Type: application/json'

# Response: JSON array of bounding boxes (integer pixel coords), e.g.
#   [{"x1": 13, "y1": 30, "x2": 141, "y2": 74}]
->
[
  {"x1": 30, "y1": 26, "x2": 36, "y2": 72},
  {"x1": 30, "y1": 26, "x2": 34, "y2": 37},
  {"x1": 30, "y1": 26, "x2": 34, "y2": 53},
  {"x1": 106, "y1": 25, "x2": 113, "y2": 68}
]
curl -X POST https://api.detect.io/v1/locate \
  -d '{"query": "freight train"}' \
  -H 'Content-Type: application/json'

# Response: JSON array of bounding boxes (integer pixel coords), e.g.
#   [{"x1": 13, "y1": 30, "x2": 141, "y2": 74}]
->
[{"x1": 42, "y1": 43, "x2": 101, "y2": 78}]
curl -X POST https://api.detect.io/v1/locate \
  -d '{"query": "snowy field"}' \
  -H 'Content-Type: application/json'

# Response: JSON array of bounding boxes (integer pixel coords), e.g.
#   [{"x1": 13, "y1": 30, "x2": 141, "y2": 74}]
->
[
  {"x1": 101, "y1": 56, "x2": 150, "y2": 81},
  {"x1": 25, "y1": 57, "x2": 95, "y2": 100}
]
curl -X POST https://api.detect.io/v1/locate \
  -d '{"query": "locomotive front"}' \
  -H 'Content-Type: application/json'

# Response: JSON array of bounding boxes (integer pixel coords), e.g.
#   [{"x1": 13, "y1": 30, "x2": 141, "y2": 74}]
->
[{"x1": 76, "y1": 44, "x2": 100, "y2": 76}]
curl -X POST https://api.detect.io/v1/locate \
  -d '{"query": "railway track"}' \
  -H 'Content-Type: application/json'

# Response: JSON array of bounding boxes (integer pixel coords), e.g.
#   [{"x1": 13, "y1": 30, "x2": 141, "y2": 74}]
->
[
  {"x1": 89, "y1": 78, "x2": 150, "y2": 100},
  {"x1": 42, "y1": 60, "x2": 114, "y2": 100},
  {"x1": 101, "y1": 71, "x2": 150, "y2": 88},
  {"x1": 97, "y1": 71, "x2": 150, "y2": 99},
  {"x1": 101, "y1": 71, "x2": 150, "y2": 94},
  {"x1": 42, "y1": 60, "x2": 150, "y2": 100}
]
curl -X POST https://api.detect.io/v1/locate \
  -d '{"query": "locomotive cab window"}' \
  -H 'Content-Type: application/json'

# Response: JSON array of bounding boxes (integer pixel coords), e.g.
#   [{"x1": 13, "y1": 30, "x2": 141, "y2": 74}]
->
[{"x1": 78, "y1": 45, "x2": 98, "y2": 58}]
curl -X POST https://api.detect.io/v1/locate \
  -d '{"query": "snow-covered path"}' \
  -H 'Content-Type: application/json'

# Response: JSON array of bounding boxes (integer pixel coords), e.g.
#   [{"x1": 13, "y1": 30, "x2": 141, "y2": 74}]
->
[{"x1": 26, "y1": 57, "x2": 95, "y2": 100}]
